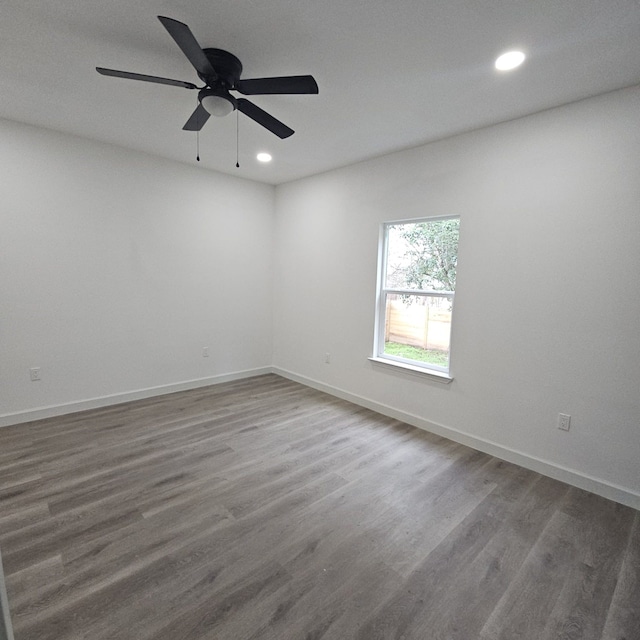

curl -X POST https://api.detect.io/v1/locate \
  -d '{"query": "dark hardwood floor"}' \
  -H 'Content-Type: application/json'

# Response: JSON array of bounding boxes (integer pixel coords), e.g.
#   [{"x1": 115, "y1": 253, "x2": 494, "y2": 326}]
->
[{"x1": 0, "y1": 374, "x2": 638, "y2": 639}]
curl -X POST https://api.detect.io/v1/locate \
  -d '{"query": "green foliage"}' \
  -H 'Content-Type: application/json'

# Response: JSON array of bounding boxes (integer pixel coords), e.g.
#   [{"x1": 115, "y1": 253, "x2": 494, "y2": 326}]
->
[
  {"x1": 384, "y1": 342, "x2": 449, "y2": 366},
  {"x1": 391, "y1": 218, "x2": 459, "y2": 292}
]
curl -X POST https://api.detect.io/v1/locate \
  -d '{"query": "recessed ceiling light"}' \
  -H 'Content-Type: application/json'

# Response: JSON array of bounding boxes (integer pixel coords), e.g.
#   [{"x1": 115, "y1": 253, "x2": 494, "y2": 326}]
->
[
  {"x1": 495, "y1": 50, "x2": 526, "y2": 71},
  {"x1": 256, "y1": 152, "x2": 272, "y2": 163}
]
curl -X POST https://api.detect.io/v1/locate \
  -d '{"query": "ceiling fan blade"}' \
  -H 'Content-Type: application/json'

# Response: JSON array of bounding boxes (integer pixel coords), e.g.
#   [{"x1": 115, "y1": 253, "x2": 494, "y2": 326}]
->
[
  {"x1": 235, "y1": 75, "x2": 318, "y2": 95},
  {"x1": 237, "y1": 98, "x2": 294, "y2": 139},
  {"x1": 157, "y1": 16, "x2": 217, "y2": 80},
  {"x1": 96, "y1": 67, "x2": 198, "y2": 90},
  {"x1": 183, "y1": 104, "x2": 211, "y2": 131}
]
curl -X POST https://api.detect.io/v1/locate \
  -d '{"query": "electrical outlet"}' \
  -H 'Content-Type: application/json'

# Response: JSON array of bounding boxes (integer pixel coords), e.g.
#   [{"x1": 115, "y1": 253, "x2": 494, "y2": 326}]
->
[
  {"x1": 558, "y1": 413, "x2": 571, "y2": 431},
  {"x1": 202, "y1": 347, "x2": 209, "y2": 358},
  {"x1": 30, "y1": 367, "x2": 41, "y2": 382},
  {"x1": 324, "y1": 352, "x2": 331, "y2": 364}
]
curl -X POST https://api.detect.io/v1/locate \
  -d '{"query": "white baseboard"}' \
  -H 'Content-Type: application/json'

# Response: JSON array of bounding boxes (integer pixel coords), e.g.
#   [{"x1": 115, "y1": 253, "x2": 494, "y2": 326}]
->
[
  {"x1": 273, "y1": 367, "x2": 640, "y2": 511},
  {"x1": 0, "y1": 367, "x2": 272, "y2": 429}
]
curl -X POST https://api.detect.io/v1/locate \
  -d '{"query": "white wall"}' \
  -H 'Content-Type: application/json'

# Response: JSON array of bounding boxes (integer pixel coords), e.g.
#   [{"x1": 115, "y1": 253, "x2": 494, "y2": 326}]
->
[
  {"x1": 0, "y1": 119, "x2": 275, "y2": 422},
  {"x1": 2, "y1": 88, "x2": 639, "y2": 507},
  {"x1": 273, "y1": 86, "x2": 640, "y2": 505}
]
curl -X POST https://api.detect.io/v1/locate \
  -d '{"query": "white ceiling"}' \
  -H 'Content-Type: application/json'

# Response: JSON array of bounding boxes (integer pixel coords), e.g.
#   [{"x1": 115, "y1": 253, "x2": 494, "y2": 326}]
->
[{"x1": 2, "y1": 1, "x2": 640, "y2": 185}]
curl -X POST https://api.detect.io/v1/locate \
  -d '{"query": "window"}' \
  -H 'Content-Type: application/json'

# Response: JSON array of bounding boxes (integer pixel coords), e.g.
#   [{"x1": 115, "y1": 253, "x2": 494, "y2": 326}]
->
[{"x1": 374, "y1": 216, "x2": 460, "y2": 377}]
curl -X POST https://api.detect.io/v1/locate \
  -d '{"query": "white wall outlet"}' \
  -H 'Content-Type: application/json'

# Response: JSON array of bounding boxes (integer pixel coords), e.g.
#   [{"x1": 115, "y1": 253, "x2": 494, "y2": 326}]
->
[
  {"x1": 202, "y1": 347, "x2": 209, "y2": 358},
  {"x1": 324, "y1": 352, "x2": 331, "y2": 364},
  {"x1": 29, "y1": 367, "x2": 41, "y2": 381},
  {"x1": 558, "y1": 413, "x2": 571, "y2": 431}
]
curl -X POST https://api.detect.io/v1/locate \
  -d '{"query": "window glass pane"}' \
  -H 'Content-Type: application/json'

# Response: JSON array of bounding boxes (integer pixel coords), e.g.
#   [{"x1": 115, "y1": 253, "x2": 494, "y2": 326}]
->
[
  {"x1": 385, "y1": 219, "x2": 459, "y2": 291},
  {"x1": 383, "y1": 293, "x2": 453, "y2": 368}
]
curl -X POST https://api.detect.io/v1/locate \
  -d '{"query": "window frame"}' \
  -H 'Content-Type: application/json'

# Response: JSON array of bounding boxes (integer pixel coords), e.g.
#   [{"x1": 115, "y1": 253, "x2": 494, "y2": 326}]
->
[{"x1": 372, "y1": 215, "x2": 459, "y2": 380}]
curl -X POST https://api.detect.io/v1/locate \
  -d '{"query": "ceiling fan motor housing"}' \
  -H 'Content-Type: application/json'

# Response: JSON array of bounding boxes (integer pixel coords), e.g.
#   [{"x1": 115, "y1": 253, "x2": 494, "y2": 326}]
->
[{"x1": 200, "y1": 48, "x2": 243, "y2": 89}]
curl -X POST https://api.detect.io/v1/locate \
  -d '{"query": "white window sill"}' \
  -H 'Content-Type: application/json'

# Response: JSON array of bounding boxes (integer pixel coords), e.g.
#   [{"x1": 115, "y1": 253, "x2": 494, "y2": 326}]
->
[{"x1": 368, "y1": 357, "x2": 453, "y2": 383}]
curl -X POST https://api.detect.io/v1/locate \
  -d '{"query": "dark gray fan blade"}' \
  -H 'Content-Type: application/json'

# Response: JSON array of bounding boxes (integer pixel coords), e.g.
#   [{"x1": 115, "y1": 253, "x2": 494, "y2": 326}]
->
[
  {"x1": 96, "y1": 67, "x2": 198, "y2": 90},
  {"x1": 237, "y1": 98, "x2": 294, "y2": 138},
  {"x1": 236, "y1": 75, "x2": 318, "y2": 95},
  {"x1": 183, "y1": 104, "x2": 211, "y2": 131},
  {"x1": 158, "y1": 16, "x2": 217, "y2": 79}
]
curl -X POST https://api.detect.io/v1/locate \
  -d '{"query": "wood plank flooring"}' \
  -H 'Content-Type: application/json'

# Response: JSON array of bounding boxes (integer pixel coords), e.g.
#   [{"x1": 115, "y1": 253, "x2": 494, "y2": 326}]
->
[{"x1": 0, "y1": 374, "x2": 638, "y2": 640}]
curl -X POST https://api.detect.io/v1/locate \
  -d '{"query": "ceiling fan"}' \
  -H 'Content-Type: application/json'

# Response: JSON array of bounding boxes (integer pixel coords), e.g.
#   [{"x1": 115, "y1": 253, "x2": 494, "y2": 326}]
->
[{"x1": 97, "y1": 16, "x2": 318, "y2": 139}]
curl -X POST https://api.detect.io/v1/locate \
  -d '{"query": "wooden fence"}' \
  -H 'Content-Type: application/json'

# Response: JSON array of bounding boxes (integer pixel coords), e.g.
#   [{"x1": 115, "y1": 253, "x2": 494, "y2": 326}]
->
[{"x1": 385, "y1": 298, "x2": 452, "y2": 351}]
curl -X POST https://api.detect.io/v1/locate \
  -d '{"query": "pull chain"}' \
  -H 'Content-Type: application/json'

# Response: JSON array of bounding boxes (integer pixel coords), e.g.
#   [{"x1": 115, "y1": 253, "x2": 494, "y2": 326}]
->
[
  {"x1": 236, "y1": 109, "x2": 240, "y2": 168},
  {"x1": 196, "y1": 100, "x2": 200, "y2": 162}
]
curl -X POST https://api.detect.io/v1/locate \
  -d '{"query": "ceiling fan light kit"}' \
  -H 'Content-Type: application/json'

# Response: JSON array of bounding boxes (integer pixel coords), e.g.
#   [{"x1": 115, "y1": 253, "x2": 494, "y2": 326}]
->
[
  {"x1": 200, "y1": 89, "x2": 236, "y2": 117},
  {"x1": 96, "y1": 16, "x2": 318, "y2": 139}
]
